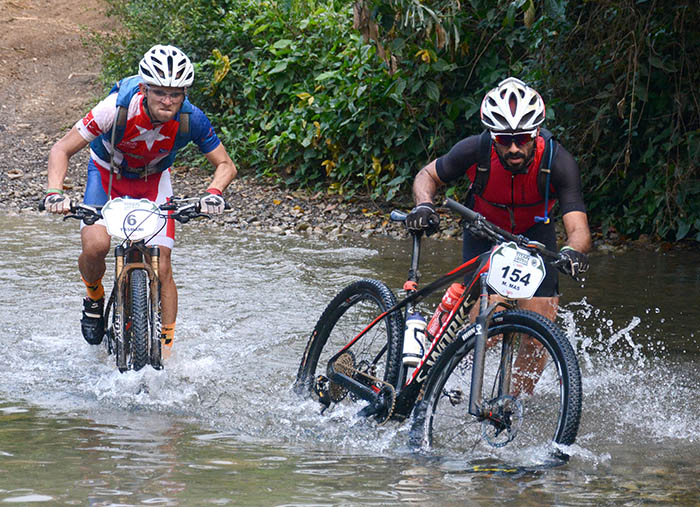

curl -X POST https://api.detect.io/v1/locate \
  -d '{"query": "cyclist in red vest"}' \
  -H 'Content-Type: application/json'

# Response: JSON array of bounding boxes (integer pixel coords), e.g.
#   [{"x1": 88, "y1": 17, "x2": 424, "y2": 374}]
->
[
  {"x1": 43, "y1": 44, "x2": 237, "y2": 349},
  {"x1": 406, "y1": 77, "x2": 591, "y2": 322}
]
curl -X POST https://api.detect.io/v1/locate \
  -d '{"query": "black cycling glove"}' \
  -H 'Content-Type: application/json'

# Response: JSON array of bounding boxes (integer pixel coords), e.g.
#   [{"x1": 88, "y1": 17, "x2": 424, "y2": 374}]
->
[
  {"x1": 557, "y1": 246, "x2": 589, "y2": 278},
  {"x1": 405, "y1": 202, "x2": 440, "y2": 236}
]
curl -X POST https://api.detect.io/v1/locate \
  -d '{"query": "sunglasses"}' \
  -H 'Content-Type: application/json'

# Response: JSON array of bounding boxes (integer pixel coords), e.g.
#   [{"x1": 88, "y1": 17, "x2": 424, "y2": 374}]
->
[
  {"x1": 146, "y1": 86, "x2": 186, "y2": 101},
  {"x1": 490, "y1": 130, "x2": 537, "y2": 146}
]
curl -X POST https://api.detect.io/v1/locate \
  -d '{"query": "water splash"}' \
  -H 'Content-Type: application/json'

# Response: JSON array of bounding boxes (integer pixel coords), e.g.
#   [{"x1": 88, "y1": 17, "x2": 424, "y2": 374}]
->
[{"x1": 559, "y1": 298, "x2": 700, "y2": 446}]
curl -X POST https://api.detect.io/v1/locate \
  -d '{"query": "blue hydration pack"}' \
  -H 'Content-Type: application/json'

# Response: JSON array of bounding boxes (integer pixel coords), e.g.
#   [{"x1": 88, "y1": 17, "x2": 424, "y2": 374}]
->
[{"x1": 106, "y1": 75, "x2": 194, "y2": 175}]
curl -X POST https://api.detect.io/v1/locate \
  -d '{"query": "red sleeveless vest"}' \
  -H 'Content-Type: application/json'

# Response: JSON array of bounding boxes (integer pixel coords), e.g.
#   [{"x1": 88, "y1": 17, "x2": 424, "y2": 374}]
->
[{"x1": 465, "y1": 136, "x2": 555, "y2": 234}]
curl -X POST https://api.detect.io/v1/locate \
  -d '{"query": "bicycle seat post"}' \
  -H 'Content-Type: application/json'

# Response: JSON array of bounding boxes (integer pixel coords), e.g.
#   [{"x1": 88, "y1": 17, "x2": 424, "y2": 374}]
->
[{"x1": 404, "y1": 232, "x2": 422, "y2": 314}]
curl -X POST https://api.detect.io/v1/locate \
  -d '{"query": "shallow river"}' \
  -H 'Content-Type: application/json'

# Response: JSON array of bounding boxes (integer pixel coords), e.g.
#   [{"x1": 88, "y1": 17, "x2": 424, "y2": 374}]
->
[{"x1": 0, "y1": 212, "x2": 698, "y2": 505}]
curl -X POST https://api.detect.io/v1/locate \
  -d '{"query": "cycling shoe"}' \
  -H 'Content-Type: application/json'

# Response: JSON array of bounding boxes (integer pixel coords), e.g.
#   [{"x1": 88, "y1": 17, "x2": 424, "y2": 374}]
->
[{"x1": 81, "y1": 297, "x2": 104, "y2": 345}]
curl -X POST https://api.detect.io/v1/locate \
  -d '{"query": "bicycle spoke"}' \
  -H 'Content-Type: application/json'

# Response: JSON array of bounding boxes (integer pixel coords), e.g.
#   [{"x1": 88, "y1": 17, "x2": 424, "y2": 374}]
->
[{"x1": 413, "y1": 311, "x2": 581, "y2": 462}]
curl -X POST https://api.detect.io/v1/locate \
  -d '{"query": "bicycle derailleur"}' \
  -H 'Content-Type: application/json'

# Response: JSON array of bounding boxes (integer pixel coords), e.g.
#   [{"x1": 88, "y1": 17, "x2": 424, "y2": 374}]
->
[{"x1": 313, "y1": 352, "x2": 396, "y2": 424}]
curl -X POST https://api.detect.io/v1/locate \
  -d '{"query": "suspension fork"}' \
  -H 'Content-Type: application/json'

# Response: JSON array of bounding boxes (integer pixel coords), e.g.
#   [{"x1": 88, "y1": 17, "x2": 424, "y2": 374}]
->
[{"x1": 468, "y1": 273, "x2": 514, "y2": 417}]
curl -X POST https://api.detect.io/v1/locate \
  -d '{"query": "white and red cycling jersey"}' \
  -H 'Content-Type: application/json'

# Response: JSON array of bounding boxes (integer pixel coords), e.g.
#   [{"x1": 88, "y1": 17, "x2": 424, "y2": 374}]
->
[
  {"x1": 75, "y1": 89, "x2": 220, "y2": 248},
  {"x1": 75, "y1": 90, "x2": 220, "y2": 178}
]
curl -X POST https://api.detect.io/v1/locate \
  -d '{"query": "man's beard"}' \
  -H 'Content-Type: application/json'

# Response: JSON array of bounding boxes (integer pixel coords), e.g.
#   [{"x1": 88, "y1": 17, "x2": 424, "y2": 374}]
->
[{"x1": 503, "y1": 151, "x2": 534, "y2": 174}]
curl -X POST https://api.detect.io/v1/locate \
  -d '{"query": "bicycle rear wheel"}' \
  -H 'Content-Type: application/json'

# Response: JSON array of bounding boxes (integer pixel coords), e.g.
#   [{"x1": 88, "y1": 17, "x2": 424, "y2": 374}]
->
[
  {"x1": 295, "y1": 279, "x2": 403, "y2": 414},
  {"x1": 410, "y1": 310, "x2": 581, "y2": 463}
]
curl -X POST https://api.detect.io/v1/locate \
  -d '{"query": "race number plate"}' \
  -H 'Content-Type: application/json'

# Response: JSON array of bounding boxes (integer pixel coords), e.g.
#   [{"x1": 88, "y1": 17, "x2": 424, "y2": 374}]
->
[
  {"x1": 101, "y1": 197, "x2": 163, "y2": 241},
  {"x1": 486, "y1": 242, "x2": 546, "y2": 299}
]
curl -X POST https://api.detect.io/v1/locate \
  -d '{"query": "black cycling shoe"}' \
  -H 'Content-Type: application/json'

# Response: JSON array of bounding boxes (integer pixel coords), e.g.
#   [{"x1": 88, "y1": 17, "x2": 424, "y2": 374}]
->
[{"x1": 81, "y1": 297, "x2": 105, "y2": 345}]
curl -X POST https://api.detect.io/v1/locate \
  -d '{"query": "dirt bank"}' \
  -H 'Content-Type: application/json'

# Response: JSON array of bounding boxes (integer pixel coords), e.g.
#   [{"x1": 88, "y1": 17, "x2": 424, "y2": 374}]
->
[{"x1": 0, "y1": 0, "x2": 462, "y2": 241}]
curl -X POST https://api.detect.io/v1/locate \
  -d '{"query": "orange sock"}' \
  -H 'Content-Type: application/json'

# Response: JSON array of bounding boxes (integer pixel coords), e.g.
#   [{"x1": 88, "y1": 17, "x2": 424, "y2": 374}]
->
[
  {"x1": 161, "y1": 323, "x2": 176, "y2": 348},
  {"x1": 82, "y1": 276, "x2": 105, "y2": 301}
]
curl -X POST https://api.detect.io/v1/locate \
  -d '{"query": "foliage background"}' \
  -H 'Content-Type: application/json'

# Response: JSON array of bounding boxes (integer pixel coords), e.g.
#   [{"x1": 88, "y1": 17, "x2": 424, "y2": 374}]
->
[{"x1": 96, "y1": 0, "x2": 699, "y2": 242}]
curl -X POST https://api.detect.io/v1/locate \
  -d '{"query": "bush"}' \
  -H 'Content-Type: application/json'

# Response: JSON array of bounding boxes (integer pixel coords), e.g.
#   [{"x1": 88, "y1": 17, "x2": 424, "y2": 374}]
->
[{"x1": 97, "y1": 0, "x2": 699, "y2": 241}]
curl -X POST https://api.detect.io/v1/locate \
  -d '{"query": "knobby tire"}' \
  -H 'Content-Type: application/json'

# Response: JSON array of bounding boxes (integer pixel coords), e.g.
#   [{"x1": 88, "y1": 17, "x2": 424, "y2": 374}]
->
[
  {"x1": 295, "y1": 279, "x2": 403, "y2": 406},
  {"x1": 129, "y1": 269, "x2": 149, "y2": 371},
  {"x1": 410, "y1": 310, "x2": 582, "y2": 462}
]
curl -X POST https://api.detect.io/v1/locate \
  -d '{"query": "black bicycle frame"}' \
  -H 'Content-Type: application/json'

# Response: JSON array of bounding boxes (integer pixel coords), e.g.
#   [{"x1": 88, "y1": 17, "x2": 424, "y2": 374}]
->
[{"x1": 326, "y1": 233, "x2": 496, "y2": 421}]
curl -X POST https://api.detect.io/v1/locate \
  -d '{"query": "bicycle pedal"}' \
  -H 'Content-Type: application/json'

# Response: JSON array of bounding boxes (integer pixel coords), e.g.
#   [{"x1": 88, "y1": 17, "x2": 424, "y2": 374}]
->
[{"x1": 314, "y1": 375, "x2": 332, "y2": 409}]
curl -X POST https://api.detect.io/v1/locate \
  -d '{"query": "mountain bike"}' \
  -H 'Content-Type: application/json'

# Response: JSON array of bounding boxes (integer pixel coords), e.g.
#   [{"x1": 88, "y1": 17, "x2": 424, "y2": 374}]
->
[
  {"x1": 42, "y1": 196, "x2": 216, "y2": 372},
  {"x1": 295, "y1": 198, "x2": 582, "y2": 460}
]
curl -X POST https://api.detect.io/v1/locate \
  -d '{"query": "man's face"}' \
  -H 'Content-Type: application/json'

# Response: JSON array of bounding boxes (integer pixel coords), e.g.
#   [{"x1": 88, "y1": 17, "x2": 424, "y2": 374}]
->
[
  {"x1": 492, "y1": 130, "x2": 538, "y2": 173},
  {"x1": 142, "y1": 84, "x2": 186, "y2": 123}
]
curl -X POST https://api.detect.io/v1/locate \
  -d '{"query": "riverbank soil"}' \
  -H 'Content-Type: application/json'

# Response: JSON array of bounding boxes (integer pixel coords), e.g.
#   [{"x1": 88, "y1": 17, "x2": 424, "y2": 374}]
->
[{"x1": 0, "y1": 0, "x2": 429, "y2": 241}]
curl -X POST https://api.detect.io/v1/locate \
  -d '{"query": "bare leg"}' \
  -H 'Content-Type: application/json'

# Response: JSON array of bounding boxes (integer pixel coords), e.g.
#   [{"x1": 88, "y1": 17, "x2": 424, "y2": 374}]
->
[
  {"x1": 79, "y1": 225, "x2": 110, "y2": 286},
  {"x1": 512, "y1": 296, "x2": 559, "y2": 395},
  {"x1": 158, "y1": 246, "x2": 177, "y2": 327}
]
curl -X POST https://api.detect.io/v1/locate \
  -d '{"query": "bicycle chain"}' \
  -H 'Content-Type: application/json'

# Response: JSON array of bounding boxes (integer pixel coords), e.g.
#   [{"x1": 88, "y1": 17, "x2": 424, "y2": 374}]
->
[{"x1": 330, "y1": 353, "x2": 396, "y2": 425}]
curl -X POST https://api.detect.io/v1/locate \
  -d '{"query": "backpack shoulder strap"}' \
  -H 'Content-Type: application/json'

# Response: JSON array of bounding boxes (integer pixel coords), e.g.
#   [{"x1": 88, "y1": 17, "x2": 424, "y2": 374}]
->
[
  {"x1": 109, "y1": 75, "x2": 143, "y2": 155},
  {"x1": 173, "y1": 98, "x2": 193, "y2": 147},
  {"x1": 473, "y1": 130, "x2": 492, "y2": 196},
  {"x1": 534, "y1": 128, "x2": 560, "y2": 224},
  {"x1": 536, "y1": 127, "x2": 558, "y2": 197},
  {"x1": 465, "y1": 130, "x2": 492, "y2": 206}
]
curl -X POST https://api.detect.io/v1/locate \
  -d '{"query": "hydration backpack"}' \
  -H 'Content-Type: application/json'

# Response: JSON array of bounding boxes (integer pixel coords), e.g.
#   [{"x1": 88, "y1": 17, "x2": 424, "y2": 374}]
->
[
  {"x1": 467, "y1": 128, "x2": 559, "y2": 223},
  {"x1": 107, "y1": 75, "x2": 192, "y2": 155}
]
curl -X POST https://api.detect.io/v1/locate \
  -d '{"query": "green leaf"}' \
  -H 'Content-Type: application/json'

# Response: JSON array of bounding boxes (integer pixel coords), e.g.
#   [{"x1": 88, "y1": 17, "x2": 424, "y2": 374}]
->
[
  {"x1": 315, "y1": 70, "x2": 338, "y2": 81},
  {"x1": 272, "y1": 39, "x2": 293, "y2": 49},
  {"x1": 269, "y1": 62, "x2": 288, "y2": 74},
  {"x1": 425, "y1": 81, "x2": 440, "y2": 102},
  {"x1": 675, "y1": 220, "x2": 691, "y2": 241}
]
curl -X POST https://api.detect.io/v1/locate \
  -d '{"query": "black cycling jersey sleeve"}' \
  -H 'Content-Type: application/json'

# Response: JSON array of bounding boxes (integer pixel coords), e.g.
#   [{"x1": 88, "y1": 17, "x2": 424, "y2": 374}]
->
[
  {"x1": 550, "y1": 144, "x2": 587, "y2": 215},
  {"x1": 434, "y1": 135, "x2": 586, "y2": 215},
  {"x1": 435, "y1": 135, "x2": 480, "y2": 183}
]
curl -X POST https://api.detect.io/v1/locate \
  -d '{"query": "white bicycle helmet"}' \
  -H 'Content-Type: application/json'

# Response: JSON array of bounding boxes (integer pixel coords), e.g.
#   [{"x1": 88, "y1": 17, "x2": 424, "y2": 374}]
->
[
  {"x1": 138, "y1": 44, "x2": 194, "y2": 88},
  {"x1": 480, "y1": 77, "x2": 545, "y2": 132}
]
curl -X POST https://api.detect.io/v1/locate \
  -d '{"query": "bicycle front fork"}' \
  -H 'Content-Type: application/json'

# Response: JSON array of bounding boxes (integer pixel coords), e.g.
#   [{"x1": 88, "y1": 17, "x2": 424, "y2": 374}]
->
[{"x1": 468, "y1": 273, "x2": 514, "y2": 418}]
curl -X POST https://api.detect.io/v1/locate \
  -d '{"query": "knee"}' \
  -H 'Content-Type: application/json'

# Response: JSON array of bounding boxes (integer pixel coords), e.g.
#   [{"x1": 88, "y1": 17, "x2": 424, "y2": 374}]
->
[{"x1": 81, "y1": 228, "x2": 110, "y2": 260}]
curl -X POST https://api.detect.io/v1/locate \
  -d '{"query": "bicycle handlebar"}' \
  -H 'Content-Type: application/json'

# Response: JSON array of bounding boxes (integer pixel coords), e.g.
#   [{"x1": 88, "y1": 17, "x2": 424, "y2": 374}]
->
[
  {"x1": 443, "y1": 198, "x2": 562, "y2": 262},
  {"x1": 40, "y1": 196, "x2": 230, "y2": 225},
  {"x1": 391, "y1": 199, "x2": 568, "y2": 270}
]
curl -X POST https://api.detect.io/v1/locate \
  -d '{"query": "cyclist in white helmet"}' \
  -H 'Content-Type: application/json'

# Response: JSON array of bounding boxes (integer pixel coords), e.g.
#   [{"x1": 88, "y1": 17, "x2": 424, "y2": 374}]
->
[
  {"x1": 44, "y1": 44, "x2": 238, "y2": 350},
  {"x1": 406, "y1": 76, "x2": 591, "y2": 323}
]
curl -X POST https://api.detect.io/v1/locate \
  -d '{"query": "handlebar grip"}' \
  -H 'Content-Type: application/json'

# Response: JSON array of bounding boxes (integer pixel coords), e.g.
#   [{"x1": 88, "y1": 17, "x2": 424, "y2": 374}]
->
[
  {"x1": 390, "y1": 210, "x2": 407, "y2": 222},
  {"x1": 443, "y1": 198, "x2": 480, "y2": 222}
]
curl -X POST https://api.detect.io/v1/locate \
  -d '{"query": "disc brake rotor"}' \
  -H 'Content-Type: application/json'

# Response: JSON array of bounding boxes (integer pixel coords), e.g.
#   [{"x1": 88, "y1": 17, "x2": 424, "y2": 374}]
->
[{"x1": 481, "y1": 395, "x2": 523, "y2": 447}]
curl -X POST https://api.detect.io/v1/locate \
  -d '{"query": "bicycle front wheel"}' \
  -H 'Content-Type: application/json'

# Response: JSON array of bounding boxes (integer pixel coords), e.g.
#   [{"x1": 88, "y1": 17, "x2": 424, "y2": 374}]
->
[
  {"x1": 129, "y1": 269, "x2": 149, "y2": 371},
  {"x1": 295, "y1": 279, "x2": 403, "y2": 411},
  {"x1": 411, "y1": 310, "x2": 582, "y2": 462}
]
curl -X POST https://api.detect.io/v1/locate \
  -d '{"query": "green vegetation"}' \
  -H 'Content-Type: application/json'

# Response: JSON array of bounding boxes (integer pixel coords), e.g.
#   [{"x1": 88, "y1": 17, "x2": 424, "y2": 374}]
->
[{"x1": 97, "y1": 0, "x2": 699, "y2": 241}]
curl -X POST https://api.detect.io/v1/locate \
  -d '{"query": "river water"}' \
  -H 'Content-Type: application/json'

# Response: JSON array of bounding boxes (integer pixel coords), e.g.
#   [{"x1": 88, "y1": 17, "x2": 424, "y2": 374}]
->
[{"x1": 1, "y1": 211, "x2": 698, "y2": 505}]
